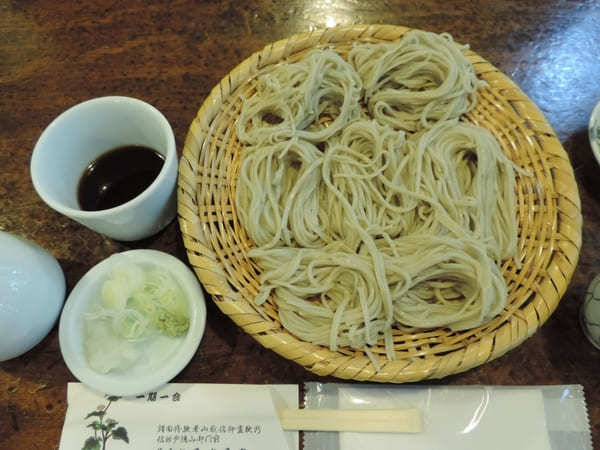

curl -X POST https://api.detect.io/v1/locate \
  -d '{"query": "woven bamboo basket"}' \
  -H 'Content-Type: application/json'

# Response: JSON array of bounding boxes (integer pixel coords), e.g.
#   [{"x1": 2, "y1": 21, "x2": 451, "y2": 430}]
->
[{"x1": 177, "y1": 25, "x2": 582, "y2": 383}]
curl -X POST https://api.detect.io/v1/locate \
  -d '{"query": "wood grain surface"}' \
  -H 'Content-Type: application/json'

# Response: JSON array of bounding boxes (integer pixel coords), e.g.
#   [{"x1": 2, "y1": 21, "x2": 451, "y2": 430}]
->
[{"x1": 1, "y1": 0, "x2": 599, "y2": 448}]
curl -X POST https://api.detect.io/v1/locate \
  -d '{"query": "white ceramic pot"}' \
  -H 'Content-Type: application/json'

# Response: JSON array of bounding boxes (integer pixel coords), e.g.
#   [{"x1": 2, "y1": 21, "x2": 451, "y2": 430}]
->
[{"x1": 0, "y1": 231, "x2": 66, "y2": 361}]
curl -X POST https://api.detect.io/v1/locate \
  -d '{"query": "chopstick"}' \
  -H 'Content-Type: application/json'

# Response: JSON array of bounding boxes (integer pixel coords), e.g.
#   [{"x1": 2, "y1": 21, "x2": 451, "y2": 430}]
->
[{"x1": 278, "y1": 408, "x2": 422, "y2": 433}]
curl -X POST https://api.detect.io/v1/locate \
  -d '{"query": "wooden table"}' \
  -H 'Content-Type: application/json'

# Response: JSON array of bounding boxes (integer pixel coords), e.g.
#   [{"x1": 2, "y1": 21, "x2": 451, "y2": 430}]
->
[{"x1": 1, "y1": 0, "x2": 599, "y2": 448}]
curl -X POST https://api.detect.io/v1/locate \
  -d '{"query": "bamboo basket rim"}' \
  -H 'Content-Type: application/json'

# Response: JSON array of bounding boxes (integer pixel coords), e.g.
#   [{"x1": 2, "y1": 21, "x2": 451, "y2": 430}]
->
[{"x1": 177, "y1": 24, "x2": 582, "y2": 383}]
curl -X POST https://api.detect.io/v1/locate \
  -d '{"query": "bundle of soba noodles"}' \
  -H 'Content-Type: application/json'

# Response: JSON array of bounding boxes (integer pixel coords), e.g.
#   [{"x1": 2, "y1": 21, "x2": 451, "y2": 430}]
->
[
  {"x1": 234, "y1": 29, "x2": 522, "y2": 363},
  {"x1": 348, "y1": 31, "x2": 485, "y2": 131}
]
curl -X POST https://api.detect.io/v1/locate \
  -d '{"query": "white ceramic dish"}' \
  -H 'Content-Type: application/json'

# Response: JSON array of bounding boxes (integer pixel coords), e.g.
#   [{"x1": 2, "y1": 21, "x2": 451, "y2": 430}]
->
[
  {"x1": 589, "y1": 101, "x2": 600, "y2": 166},
  {"x1": 59, "y1": 250, "x2": 206, "y2": 396}
]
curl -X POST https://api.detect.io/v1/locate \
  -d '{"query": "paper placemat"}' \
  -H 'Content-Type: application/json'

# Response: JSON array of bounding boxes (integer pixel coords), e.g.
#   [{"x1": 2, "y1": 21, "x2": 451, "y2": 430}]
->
[{"x1": 59, "y1": 383, "x2": 298, "y2": 450}]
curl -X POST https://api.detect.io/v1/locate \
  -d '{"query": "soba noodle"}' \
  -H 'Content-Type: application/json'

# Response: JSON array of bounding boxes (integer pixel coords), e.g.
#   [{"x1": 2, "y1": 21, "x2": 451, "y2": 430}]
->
[
  {"x1": 348, "y1": 30, "x2": 485, "y2": 131},
  {"x1": 237, "y1": 48, "x2": 362, "y2": 145},
  {"x1": 234, "y1": 34, "x2": 520, "y2": 362}
]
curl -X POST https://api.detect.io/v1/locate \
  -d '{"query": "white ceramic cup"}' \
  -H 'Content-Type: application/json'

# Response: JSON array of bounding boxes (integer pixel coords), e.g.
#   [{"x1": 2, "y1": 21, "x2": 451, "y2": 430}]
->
[{"x1": 30, "y1": 96, "x2": 177, "y2": 241}]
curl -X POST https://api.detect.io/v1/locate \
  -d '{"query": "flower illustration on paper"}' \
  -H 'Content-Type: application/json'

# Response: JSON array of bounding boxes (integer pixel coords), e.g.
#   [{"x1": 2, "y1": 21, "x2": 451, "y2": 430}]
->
[{"x1": 82, "y1": 395, "x2": 129, "y2": 450}]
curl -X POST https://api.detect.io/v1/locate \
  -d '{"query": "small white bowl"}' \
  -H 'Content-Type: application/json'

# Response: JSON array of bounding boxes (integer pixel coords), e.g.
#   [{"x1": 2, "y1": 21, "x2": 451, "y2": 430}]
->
[
  {"x1": 589, "y1": 101, "x2": 600, "y2": 165},
  {"x1": 59, "y1": 250, "x2": 206, "y2": 396}
]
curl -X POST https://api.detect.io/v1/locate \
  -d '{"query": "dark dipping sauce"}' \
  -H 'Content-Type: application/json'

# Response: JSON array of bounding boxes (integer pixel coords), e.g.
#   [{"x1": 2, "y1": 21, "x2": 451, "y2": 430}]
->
[{"x1": 77, "y1": 145, "x2": 164, "y2": 211}]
